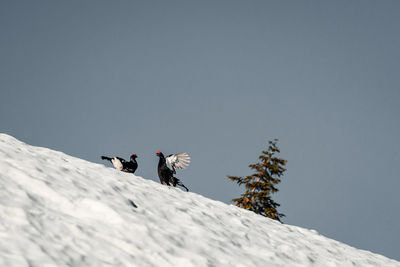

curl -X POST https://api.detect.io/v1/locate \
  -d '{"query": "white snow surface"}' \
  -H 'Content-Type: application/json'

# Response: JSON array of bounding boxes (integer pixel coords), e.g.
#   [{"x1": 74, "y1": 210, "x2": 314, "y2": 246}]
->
[{"x1": 0, "y1": 134, "x2": 398, "y2": 267}]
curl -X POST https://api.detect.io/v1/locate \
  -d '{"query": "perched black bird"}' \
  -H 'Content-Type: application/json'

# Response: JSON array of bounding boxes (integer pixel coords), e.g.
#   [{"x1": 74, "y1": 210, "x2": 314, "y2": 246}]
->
[
  {"x1": 156, "y1": 151, "x2": 190, "y2": 191},
  {"x1": 101, "y1": 154, "x2": 138, "y2": 174}
]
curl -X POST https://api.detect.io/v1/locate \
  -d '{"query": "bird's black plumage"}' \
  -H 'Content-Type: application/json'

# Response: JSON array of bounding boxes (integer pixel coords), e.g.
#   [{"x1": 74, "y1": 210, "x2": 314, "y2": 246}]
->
[
  {"x1": 156, "y1": 151, "x2": 189, "y2": 191},
  {"x1": 101, "y1": 154, "x2": 138, "y2": 174}
]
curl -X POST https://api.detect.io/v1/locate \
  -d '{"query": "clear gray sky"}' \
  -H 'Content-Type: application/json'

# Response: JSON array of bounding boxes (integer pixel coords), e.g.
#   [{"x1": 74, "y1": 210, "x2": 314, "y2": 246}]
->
[{"x1": 1, "y1": 0, "x2": 399, "y2": 261}]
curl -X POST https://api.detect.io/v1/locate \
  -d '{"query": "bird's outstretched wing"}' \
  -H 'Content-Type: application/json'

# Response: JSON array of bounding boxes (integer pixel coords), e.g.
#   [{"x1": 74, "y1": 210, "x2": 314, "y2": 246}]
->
[{"x1": 165, "y1": 153, "x2": 190, "y2": 173}]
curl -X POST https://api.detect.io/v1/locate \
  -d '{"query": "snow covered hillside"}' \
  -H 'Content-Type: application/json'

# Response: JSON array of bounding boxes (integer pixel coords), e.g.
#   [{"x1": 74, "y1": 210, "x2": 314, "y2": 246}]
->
[{"x1": 0, "y1": 134, "x2": 398, "y2": 267}]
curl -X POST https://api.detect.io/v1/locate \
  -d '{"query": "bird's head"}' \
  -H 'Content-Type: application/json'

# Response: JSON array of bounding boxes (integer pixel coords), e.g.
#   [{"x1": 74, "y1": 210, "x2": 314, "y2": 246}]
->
[
  {"x1": 130, "y1": 154, "x2": 138, "y2": 160},
  {"x1": 156, "y1": 151, "x2": 163, "y2": 157}
]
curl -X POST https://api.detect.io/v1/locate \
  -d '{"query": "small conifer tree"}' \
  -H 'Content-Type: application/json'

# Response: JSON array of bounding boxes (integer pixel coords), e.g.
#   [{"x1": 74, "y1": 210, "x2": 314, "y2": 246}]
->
[{"x1": 228, "y1": 139, "x2": 286, "y2": 221}]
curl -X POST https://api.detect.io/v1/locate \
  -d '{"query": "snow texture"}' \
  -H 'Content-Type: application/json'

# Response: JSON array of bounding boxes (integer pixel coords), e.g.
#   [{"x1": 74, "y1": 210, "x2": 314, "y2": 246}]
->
[{"x1": 0, "y1": 133, "x2": 399, "y2": 267}]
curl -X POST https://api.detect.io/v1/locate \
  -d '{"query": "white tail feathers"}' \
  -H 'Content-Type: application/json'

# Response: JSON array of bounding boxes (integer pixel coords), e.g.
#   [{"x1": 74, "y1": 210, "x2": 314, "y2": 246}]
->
[{"x1": 111, "y1": 157, "x2": 123, "y2": 171}]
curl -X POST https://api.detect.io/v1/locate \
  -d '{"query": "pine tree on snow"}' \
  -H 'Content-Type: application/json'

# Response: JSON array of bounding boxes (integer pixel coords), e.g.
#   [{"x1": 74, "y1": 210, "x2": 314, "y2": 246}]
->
[{"x1": 228, "y1": 139, "x2": 286, "y2": 222}]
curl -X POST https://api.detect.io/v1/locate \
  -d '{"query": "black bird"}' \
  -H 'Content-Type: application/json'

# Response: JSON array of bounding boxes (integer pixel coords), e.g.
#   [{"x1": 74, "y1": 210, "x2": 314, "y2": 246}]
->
[
  {"x1": 156, "y1": 151, "x2": 190, "y2": 191},
  {"x1": 101, "y1": 154, "x2": 138, "y2": 174}
]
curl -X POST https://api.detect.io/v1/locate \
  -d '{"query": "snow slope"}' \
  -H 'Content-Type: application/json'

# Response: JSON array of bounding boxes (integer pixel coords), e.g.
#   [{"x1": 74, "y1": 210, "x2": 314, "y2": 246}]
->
[{"x1": 0, "y1": 134, "x2": 398, "y2": 267}]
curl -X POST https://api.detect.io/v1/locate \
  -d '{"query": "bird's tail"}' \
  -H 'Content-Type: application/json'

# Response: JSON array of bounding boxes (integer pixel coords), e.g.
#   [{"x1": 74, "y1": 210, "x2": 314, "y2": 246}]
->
[
  {"x1": 172, "y1": 177, "x2": 189, "y2": 192},
  {"x1": 101, "y1": 156, "x2": 112, "y2": 161}
]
